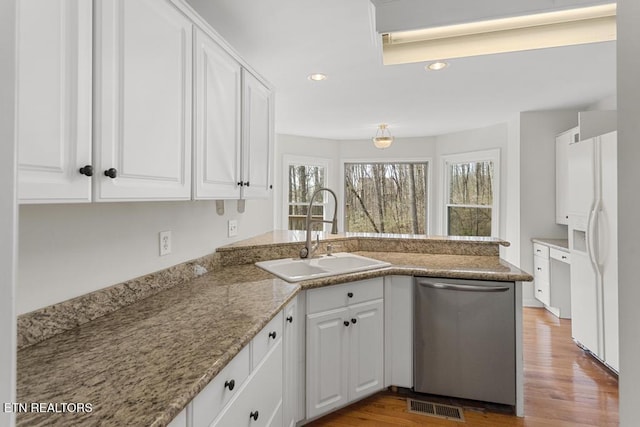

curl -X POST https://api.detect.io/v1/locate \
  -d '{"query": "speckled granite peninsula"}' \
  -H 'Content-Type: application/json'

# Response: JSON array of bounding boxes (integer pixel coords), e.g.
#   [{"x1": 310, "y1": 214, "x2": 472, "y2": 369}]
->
[{"x1": 16, "y1": 231, "x2": 532, "y2": 426}]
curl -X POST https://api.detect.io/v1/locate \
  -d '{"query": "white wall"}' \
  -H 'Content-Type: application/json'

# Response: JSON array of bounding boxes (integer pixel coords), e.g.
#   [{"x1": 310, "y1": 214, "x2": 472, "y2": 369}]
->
[
  {"x1": 17, "y1": 198, "x2": 273, "y2": 314},
  {"x1": 617, "y1": 0, "x2": 640, "y2": 424},
  {"x1": 518, "y1": 110, "x2": 579, "y2": 305},
  {"x1": 0, "y1": 0, "x2": 17, "y2": 424}
]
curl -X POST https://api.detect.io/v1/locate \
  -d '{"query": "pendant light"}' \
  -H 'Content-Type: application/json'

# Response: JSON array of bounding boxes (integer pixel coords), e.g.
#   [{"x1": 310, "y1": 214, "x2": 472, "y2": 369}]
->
[{"x1": 372, "y1": 124, "x2": 394, "y2": 149}]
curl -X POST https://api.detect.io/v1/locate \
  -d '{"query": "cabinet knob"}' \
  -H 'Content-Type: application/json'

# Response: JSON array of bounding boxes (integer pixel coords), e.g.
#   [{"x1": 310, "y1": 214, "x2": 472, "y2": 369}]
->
[
  {"x1": 537, "y1": 267, "x2": 542, "y2": 271},
  {"x1": 347, "y1": 292, "x2": 353, "y2": 298},
  {"x1": 343, "y1": 321, "x2": 350, "y2": 327},
  {"x1": 237, "y1": 181, "x2": 243, "y2": 186},
  {"x1": 351, "y1": 318, "x2": 357, "y2": 324},
  {"x1": 566, "y1": 215, "x2": 569, "y2": 219},
  {"x1": 224, "y1": 379, "x2": 235, "y2": 391},
  {"x1": 79, "y1": 165, "x2": 94, "y2": 177},
  {"x1": 538, "y1": 289, "x2": 543, "y2": 293},
  {"x1": 244, "y1": 181, "x2": 250, "y2": 187},
  {"x1": 562, "y1": 255, "x2": 567, "y2": 259},
  {"x1": 286, "y1": 316, "x2": 293, "y2": 323},
  {"x1": 104, "y1": 168, "x2": 117, "y2": 179},
  {"x1": 268, "y1": 331, "x2": 277, "y2": 339},
  {"x1": 269, "y1": 184, "x2": 273, "y2": 189},
  {"x1": 249, "y1": 411, "x2": 259, "y2": 421}
]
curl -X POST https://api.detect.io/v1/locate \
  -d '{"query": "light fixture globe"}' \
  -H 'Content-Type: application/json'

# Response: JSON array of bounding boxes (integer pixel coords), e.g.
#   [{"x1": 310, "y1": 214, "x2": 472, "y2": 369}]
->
[{"x1": 372, "y1": 124, "x2": 394, "y2": 149}]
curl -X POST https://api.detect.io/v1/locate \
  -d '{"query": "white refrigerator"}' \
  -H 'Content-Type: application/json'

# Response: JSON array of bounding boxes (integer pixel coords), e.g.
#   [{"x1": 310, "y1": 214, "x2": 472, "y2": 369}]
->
[{"x1": 567, "y1": 130, "x2": 618, "y2": 372}]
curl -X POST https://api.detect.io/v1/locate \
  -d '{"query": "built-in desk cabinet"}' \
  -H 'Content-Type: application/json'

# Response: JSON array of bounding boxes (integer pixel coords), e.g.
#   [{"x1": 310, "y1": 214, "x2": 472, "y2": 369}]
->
[{"x1": 533, "y1": 242, "x2": 571, "y2": 318}]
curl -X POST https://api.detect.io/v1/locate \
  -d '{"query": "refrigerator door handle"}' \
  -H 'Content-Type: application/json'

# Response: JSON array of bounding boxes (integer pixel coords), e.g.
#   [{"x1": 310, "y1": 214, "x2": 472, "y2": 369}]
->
[{"x1": 587, "y1": 205, "x2": 602, "y2": 276}]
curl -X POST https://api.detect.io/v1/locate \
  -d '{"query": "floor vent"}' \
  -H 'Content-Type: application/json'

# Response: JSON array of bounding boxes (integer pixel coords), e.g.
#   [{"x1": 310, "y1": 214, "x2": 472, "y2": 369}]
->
[{"x1": 407, "y1": 398, "x2": 465, "y2": 422}]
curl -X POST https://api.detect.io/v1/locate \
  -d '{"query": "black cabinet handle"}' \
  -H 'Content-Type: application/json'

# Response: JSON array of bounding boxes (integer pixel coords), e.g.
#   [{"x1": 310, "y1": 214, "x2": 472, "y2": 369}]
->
[
  {"x1": 237, "y1": 181, "x2": 243, "y2": 186},
  {"x1": 537, "y1": 267, "x2": 542, "y2": 271},
  {"x1": 268, "y1": 331, "x2": 277, "y2": 339},
  {"x1": 286, "y1": 316, "x2": 293, "y2": 323},
  {"x1": 347, "y1": 292, "x2": 353, "y2": 298},
  {"x1": 344, "y1": 321, "x2": 350, "y2": 327},
  {"x1": 224, "y1": 379, "x2": 235, "y2": 391},
  {"x1": 104, "y1": 168, "x2": 117, "y2": 179},
  {"x1": 351, "y1": 318, "x2": 357, "y2": 324},
  {"x1": 245, "y1": 181, "x2": 250, "y2": 187},
  {"x1": 250, "y1": 411, "x2": 259, "y2": 421},
  {"x1": 269, "y1": 184, "x2": 273, "y2": 189},
  {"x1": 79, "y1": 165, "x2": 93, "y2": 177}
]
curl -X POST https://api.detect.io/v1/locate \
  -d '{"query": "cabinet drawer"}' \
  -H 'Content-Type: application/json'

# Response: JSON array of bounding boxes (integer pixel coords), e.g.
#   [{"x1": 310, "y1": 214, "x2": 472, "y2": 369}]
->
[
  {"x1": 534, "y1": 255, "x2": 550, "y2": 280},
  {"x1": 192, "y1": 345, "x2": 250, "y2": 427},
  {"x1": 550, "y1": 248, "x2": 570, "y2": 264},
  {"x1": 535, "y1": 278, "x2": 551, "y2": 306},
  {"x1": 213, "y1": 340, "x2": 283, "y2": 427},
  {"x1": 533, "y1": 243, "x2": 549, "y2": 259},
  {"x1": 252, "y1": 311, "x2": 283, "y2": 370},
  {"x1": 307, "y1": 278, "x2": 384, "y2": 314}
]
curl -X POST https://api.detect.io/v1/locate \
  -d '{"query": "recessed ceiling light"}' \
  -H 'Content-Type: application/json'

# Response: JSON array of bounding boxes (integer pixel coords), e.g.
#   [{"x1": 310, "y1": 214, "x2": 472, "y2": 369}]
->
[
  {"x1": 308, "y1": 73, "x2": 327, "y2": 81},
  {"x1": 426, "y1": 61, "x2": 448, "y2": 71}
]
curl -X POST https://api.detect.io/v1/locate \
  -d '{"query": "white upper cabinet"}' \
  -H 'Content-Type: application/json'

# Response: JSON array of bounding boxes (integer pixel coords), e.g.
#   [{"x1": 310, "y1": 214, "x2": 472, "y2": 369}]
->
[
  {"x1": 94, "y1": 0, "x2": 192, "y2": 201},
  {"x1": 555, "y1": 127, "x2": 578, "y2": 225},
  {"x1": 193, "y1": 28, "x2": 242, "y2": 199},
  {"x1": 17, "y1": 0, "x2": 272, "y2": 204},
  {"x1": 192, "y1": 42, "x2": 274, "y2": 200},
  {"x1": 241, "y1": 70, "x2": 273, "y2": 199},
  {"x1": 17, "y1": 0, "x2": 93, "y2": 203}
]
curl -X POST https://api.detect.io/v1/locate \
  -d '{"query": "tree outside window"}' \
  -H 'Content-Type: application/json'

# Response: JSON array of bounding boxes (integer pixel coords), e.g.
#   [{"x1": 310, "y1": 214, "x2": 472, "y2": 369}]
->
[
  {"x1": 445, "y1": 156, "x2": 496, "y2": 237},
  {"x1": 288, "y1": 164, "x2": 326, "y2": 230},
  {"x1": 344, "y1": 162, "x2": 428, "y2": 234}
]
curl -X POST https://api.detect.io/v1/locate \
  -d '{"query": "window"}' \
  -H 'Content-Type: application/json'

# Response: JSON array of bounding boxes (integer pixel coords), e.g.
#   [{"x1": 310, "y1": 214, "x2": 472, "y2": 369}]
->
[
  {"x1": 286, "y1": 160, "x2": 327, "y2": 231},
  {"x1": 344, "y1": 162, "x2": 428, "y2": 234},
  {"x1": 443, "y1": 150, "x2": 499, "y2": 237}
]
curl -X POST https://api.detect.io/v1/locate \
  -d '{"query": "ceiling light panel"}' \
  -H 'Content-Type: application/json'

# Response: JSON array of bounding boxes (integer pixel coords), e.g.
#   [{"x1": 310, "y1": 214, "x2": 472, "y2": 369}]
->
[{"x1": 382, "y1": 4, "x2": 616, "y2": 65}]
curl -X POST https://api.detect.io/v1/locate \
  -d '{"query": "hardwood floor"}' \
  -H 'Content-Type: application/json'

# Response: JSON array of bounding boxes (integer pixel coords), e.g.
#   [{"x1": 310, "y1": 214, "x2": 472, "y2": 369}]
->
[{"x1": 306, "y1": 307, "x2": 619, "y2": 426}]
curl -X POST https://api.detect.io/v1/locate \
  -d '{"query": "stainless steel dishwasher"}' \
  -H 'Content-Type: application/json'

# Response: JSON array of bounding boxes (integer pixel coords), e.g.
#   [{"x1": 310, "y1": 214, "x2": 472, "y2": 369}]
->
[{"x1": 414, "y1": 277, "x2": 516, "y2": 406}]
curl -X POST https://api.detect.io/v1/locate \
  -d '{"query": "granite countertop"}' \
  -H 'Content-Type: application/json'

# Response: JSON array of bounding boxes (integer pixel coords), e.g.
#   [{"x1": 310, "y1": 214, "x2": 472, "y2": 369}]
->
[
  {"x1": 17, "y1": 248, "x2": 532, "y2": 426},
  {"x1": 531, "y1": 238, "x2": 570, "y2": 251},
  {"x1": 16, "y1": 265, "x2": 298, "y2": 427}
]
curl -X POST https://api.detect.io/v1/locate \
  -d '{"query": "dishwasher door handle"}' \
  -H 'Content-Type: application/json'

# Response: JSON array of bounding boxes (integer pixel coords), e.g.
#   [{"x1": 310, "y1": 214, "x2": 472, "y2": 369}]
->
[{"x1": 416, "y1": 281, "x2": 510, "y2": 292}]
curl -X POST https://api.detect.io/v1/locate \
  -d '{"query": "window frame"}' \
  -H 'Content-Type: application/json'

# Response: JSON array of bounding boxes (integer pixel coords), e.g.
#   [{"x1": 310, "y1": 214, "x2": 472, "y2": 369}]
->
[
  {"x1": 340, "y1": 157, "x2": 433, "y2": 235},
  {"x1": 441, "y1": 149, "x2": 500, "y2": 237},
  {"x1": 282, "y1": 154, "x2": 331, "y2": 232}
]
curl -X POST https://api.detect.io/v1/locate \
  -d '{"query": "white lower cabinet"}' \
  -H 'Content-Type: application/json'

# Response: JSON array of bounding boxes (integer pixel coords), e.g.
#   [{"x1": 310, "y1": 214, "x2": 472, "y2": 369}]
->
[
  {"x1": 212, "y1": 340, "x2": 283, "y2": 427},
  {"x1": 384, "y1": 276, "x2": 413, "y2": 388},
  {"x1": 190, "y1": 311, "x2": 284, "y2": 427},
  {"x1": 306, "y1": 278, "x2": 384, "y2": 420},
  {"x1": 283, "y1": 295, "x2": 302, "y2": 427}
]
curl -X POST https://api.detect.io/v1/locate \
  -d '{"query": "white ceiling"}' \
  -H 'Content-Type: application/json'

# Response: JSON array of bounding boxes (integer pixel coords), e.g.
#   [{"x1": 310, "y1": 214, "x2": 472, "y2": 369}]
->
[{"x1": 186, "y1": 0, "x2": 616, "y2": 140}]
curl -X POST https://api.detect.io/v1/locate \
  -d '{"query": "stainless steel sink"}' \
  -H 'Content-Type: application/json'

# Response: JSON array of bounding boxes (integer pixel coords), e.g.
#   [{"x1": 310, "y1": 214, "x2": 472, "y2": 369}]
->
[{"x1": 255, "y1": 252, "x2": 391, "y2": 282}]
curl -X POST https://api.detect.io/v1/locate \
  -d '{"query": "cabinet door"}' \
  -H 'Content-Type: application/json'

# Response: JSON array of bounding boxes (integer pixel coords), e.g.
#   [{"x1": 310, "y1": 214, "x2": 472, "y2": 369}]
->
[
  {"x1": 241, "y1": 71, "x2": 272, "y2": 199},
  {"x1": 94, "y1": 0, "x2": 192, "y2": 201},
  {"x1": 283, "y1": 297, "x2": 299, "y2": 427},
  {"x1": 555, "y1": 128, "x2": 577, "y2": 224},
  {"x1": 193, "y1": 28, "x2": 242, "y2": 200},
  {"x1": 384, "y1": 276, "x2": 413, "y2": 388},
  {"x1": 306, "y1": 307, "x2": 349, "y2": 419},
  {"x1": 348, "y1": 299, "x2": 384, "y2": 402},
  {"x1": 533, "y1": 255, "x2": 551, "y2": 306},
  {"x1": 17, "y1": 0, "x2": 92, "y2": 203}
]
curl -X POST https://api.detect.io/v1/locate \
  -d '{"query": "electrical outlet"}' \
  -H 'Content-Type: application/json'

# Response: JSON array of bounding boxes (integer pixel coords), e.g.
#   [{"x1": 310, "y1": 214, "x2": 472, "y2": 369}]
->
[
  {"x1": 159, "y1": 231, "x2": 171, "y2": 256},
  {"x1": 228, "y1": 220, "x2": 238, "y2": 237}
]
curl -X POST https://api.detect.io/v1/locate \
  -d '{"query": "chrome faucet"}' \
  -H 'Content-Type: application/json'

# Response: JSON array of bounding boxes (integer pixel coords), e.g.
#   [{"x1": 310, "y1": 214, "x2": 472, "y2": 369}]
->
[{"x1": 299, "y1": 187, "x2": 338, "y2": 258}]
